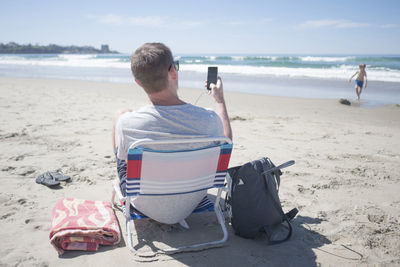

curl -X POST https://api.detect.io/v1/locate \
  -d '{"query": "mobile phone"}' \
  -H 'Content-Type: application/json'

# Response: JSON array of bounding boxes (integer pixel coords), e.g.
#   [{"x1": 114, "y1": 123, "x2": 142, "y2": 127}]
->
[{"x1": 207, "y1": 66, "x2": 218, "y2": 90}]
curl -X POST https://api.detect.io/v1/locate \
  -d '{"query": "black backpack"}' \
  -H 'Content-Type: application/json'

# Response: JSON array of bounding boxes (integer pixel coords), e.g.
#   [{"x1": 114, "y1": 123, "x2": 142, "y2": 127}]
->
[{"x1": 225, "y1": 157, "x2": 298, "y2": 244}]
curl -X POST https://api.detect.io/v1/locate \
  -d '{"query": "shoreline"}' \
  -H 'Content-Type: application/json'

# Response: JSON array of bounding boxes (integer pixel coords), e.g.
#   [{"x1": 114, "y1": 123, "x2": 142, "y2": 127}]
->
[
  {"x1": 1, "y1": 77, "x2": 399, "y2": 266},
  {"x1": 1, "y1": 72, "x2": 399, "y2": 108}
]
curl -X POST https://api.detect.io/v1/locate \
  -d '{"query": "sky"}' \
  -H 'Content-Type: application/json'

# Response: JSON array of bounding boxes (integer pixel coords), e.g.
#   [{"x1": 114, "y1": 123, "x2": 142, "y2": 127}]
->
[{"x1": 1, "y1": 0, "x2": 400, "y2": 55}]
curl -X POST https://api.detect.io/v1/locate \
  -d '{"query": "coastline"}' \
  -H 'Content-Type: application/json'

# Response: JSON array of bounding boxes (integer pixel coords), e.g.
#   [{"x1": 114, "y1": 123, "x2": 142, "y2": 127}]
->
[
  {"x1": 0, "y1": 77, "x2": 399, "y2": 266},
  {"x1": 1, "y1": 66, "x2": 400, "y2": 107},
  {"x1": 1, "y1": 53, "x2": 400, "y2": 107}
]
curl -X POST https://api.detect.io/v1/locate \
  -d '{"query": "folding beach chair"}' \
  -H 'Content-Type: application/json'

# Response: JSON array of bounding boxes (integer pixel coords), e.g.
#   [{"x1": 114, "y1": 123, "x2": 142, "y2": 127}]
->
[{"x1": 111, "y1": 137, "x2": 233, "y2": 254}]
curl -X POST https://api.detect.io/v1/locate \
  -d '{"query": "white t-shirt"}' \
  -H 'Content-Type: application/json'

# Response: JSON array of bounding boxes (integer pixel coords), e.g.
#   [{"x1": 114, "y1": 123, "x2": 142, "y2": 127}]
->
[{"x1": 116, "y1": 103, "x2": 224, "y2": 160}]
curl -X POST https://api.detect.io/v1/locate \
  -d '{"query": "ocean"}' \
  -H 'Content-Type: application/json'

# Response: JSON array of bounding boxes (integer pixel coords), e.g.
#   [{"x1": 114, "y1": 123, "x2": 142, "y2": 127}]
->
[{"x1": 1, "y1": 54, "x2": 399, "y2": 106}]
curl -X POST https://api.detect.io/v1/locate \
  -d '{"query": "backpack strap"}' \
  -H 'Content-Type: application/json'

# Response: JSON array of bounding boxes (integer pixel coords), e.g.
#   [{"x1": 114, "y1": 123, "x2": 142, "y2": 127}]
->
[
  {"x1": 263, "y1": 209, "x2": 298, "y2": 245},
  {"x1": 286, "y1": 208, "x2": 298, "y2": 220},
  {"x1": 262, "y1": 160, "x2": 295, "y2": 175},
  {"x1": 264, "y1": 217, "x2": 293, "y2": 245},
  {"x1": 260, "y1": 159, "x2": 298, "y2": 245}
]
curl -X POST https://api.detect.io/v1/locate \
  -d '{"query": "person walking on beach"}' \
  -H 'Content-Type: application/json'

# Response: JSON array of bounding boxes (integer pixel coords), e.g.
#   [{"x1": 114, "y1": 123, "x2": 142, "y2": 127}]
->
[
  {"x1": 349, "y1": 64, "x2": 367, "y2": 101},
  {"x1": 112, "y1": 42, "x2": 232, "y2": 197}
]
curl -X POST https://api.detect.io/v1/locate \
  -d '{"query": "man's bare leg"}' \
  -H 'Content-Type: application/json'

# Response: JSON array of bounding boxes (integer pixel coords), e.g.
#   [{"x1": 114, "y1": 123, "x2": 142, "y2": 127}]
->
[{"x1": 355, "y1": 86, "x2": 361, "y2": 101}]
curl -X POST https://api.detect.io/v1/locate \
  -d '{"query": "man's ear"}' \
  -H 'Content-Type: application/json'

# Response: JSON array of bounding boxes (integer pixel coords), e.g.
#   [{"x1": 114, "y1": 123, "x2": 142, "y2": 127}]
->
[
  {"x1": 135, "y1": 78, "x2": 142, "y2": 86},
  {"x1": 169, "y1": 67, "x2": 178, "y2": 80}
]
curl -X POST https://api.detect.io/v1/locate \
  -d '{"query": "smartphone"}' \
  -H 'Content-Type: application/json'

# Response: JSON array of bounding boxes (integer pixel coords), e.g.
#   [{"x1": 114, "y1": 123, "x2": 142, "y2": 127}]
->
[{"x1": 207, "y1": 66, "x2": 218, "y2": 90}]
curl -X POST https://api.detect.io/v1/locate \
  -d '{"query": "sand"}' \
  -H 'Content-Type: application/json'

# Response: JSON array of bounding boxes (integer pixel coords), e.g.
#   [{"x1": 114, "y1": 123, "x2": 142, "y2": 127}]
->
[{"x1": 0, "y1": 77, "x2": 399, "y2": 266}]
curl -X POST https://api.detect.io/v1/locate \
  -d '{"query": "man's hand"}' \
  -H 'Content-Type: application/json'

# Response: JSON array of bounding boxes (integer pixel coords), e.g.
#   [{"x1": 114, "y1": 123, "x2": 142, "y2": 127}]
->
[
  {"x1": 205, "y1": 76, "x2": 225, "y2": 103},
  {"x1": 204, "y1": 76, "x2": 232, "y2": 140}
]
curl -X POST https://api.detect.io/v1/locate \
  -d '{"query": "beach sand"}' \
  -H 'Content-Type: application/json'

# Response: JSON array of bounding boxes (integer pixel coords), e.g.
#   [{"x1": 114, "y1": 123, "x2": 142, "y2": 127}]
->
[{"x1": 0, "y1": 77, "x2": 399, "y2": 266}]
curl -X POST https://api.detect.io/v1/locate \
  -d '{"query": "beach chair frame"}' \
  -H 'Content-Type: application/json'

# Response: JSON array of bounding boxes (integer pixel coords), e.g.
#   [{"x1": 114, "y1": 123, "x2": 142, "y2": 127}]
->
[{"x1": 112, "y1": 137, "x2": 233, "y2": 254}]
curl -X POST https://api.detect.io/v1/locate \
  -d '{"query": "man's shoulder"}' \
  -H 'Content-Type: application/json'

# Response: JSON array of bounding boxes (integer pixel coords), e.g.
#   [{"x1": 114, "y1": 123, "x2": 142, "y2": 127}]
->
[
  {"x1": 181, "y1": 103, "x2": 215, "y2": 113},
  {"x1": 155, "y1": 103, "x2": 217, "y2": 116},
  {"x1": 181, "y1": 104, "x2": 219, "y2": 120},
  {"x1": 117, "y1": 105, "x2": 152, "y2": 126},
  {"x1": 118, "y1": 103, "x2": 218, "y2": 125}
]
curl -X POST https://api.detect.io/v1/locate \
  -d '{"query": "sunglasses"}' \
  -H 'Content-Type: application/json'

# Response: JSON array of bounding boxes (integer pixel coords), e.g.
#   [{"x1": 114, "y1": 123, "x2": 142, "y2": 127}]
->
[{"x1": 168, "y1": 60, "x2": 179, "y2": 71}]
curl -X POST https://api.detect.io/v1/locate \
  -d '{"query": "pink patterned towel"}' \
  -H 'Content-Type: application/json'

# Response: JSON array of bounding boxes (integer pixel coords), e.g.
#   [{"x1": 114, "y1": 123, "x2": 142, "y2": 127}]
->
[{"x1": 49, "y1": 198, "x2": 121, "y2": 255}]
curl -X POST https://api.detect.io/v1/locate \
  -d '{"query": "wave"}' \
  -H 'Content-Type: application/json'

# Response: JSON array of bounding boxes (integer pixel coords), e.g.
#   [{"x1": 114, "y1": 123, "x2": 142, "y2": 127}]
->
[
  {"x1": 0, "y1": 54, "x2": 129, "y2": 69},
  {"x1": 177, "y1": 55, "x2": 361, "y2": 66},
  {"x1": 1, "y1": 54, "x2": 400, "y2": 82},
  {"x1": 181, "y1": 64, "x2": 400, "y2": 82},
  {"x1": 299, "y1": 56, "x2": 354, "y2": 62}
]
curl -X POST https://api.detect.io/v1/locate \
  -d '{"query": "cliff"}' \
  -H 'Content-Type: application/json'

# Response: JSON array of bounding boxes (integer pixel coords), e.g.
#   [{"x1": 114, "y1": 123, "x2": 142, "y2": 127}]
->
[{"x1": 0, "y1": 42, "x2": 119, "y2": 54}]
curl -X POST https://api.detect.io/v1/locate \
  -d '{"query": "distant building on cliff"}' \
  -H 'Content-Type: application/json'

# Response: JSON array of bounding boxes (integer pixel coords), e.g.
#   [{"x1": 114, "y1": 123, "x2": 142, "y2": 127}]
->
[{"x1": 101, "y1": 45, "x2": 110, "y2": 53}]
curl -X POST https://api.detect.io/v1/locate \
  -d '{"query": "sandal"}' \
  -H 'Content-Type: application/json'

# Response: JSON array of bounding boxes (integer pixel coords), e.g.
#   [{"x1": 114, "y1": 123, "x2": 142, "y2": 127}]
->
[
  {"x1": 49, "y1": 171, "x2": 71, "y2": 182},
  {"x1": 36, "y1": 172, "x2": 60, "y2": 187}
]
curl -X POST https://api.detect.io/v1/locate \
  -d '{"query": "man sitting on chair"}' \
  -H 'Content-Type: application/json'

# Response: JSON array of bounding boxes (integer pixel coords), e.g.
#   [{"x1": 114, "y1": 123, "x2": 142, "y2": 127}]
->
[{"x1": 112, "y1": 42, "x2": 232, "y2": 198}]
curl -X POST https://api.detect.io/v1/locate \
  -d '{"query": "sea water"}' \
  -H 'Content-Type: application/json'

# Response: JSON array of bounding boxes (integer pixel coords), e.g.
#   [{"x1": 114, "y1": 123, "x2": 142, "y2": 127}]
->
[{"x1": 0, "y1": 54, "x2": 399, "y2": 106}]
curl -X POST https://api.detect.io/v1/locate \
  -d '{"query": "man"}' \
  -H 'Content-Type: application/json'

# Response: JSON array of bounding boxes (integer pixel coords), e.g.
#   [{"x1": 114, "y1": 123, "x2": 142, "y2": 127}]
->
[{"x1": 112, "y1": 42, "x2": 232, "y2": 196}]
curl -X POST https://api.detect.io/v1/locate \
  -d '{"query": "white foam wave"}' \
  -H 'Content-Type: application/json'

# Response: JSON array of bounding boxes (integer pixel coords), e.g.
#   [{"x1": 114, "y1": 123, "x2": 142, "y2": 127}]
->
[
  {"x1": 227, "y1": 56, "x2": 279, "y2": 61},
  {"x1": 251, "y1": 56, "x2": 279, "y2": 61},
  {"x1": 231, "y1": 56, "x2": 245, "y2": 61},
  {"x1": 58, "y1": 54, "x2": 95, "y2": 60},
  {"x1": 1, "y1": 55, "x2": 399, "y2": 82},
  {"x1": 181, "y1": 64, "x2": 400, "y2": 82},
  {"x1": 0, "y1": 54, "x2": 129, "y2": 69},
  {"x1": 299, "y1": 56, "x2": 354, "y2": 62},
  {"x1": 205, "y1": 56, "x2": 216, "y2": 61}
]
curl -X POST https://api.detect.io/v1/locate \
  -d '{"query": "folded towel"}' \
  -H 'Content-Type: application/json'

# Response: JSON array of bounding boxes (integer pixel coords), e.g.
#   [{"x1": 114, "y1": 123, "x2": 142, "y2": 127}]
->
[{"x1": 49, "y1": 198, "x2": 121, "y2": 255}]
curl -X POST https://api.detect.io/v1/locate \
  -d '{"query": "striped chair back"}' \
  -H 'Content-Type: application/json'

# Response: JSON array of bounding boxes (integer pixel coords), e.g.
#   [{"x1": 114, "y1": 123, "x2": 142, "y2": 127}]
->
[{"x1": 125, "y1": 138, "x2": 232, "y2": 224}]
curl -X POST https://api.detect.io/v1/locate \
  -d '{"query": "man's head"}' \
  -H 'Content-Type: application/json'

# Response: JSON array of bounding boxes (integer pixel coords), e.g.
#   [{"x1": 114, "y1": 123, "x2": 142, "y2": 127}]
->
[
  {"x1": 131, "y1": 43, "x2": 174, "y2": 94},
  {"x1": 359, "y1": 63, "x2": 366, "y2": 69}
]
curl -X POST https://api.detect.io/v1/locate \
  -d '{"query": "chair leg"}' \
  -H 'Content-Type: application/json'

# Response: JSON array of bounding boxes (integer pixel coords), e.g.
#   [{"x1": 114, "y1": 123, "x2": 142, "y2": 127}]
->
[
  {"x1": 111, "y1": 180, "x2": 137, "y2": 252},
  {"x1": 126, "y1": 219, "x2": 137, "y2": 252},
  {"x1": 214, "y1": 190, "x2": 228, "y2": 243},
  {"x1": 111, "y1": 187, "x2": 116, "y2": 207}
]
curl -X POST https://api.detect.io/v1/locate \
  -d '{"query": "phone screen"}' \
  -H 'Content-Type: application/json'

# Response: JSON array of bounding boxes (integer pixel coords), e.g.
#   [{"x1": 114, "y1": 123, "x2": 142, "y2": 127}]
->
[{"x1": 207, "y1": 67, "x2": 218, "y2": 90}]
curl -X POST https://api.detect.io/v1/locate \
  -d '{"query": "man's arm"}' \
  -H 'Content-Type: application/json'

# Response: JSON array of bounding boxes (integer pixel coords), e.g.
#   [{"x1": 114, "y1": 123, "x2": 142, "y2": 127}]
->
[
  {"x1": 112, "y1": 109, "x2": 132, "y2": 152},
  {"x1": 364, "y1": 72, "x2": 367, "y2": 88},
  {"x1": 209, "y1": 77, "x2": 233, "y2": 140},
  {"x1": 348, "y1": 71, "x2": 358, "y2": 83}
]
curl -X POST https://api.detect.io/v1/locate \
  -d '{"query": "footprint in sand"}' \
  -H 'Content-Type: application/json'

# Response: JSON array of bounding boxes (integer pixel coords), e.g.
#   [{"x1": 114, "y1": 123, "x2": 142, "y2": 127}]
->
[
  {"x1": 1, "y1": 166, "x2": 16, "y2": 172},
  {"x1": 1, "y1": 212, "x2": 16, "y2": 220},
  {"x1": 0, "y1": 131, "x2": 27, "y2": 139},
  {"x1": 297, "y1": 185, "x2": 315, "y2": 195},
  {"x1": 9, "y1": 154, "x2": 26, "y2": 161},
  {"x1": 230, "y1": 115, "x2": 248, "y2": 121},
  {"x1": 17, "y1": 166, "x2": 36, "y2": 176}
]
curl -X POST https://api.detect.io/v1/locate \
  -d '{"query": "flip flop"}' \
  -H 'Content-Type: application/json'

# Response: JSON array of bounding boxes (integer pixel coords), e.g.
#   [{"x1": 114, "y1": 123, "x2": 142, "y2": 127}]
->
[
  {"x1": 49, "y1": 171, "x2": 71, "y2": 182},
  {"x1": 36, "y1": 172, "x2": 60, "y2": 187}
]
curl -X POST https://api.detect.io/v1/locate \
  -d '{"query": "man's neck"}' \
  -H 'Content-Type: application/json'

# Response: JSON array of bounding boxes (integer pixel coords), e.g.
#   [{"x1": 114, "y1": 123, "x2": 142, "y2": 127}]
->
[
  {"x1": 148, "y1": 89, "x2": 185, "y2": 106},
  {"x1": 150, "y1": 98, "x2": 185, "y2": 106}
]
